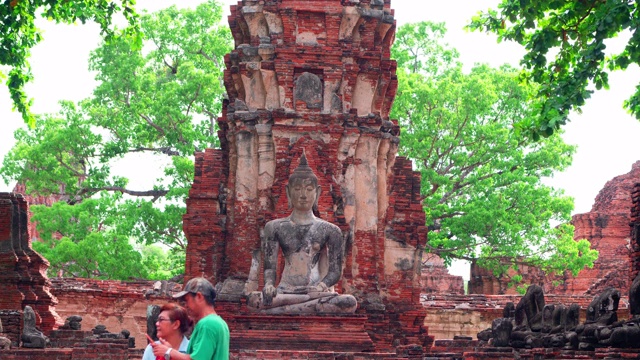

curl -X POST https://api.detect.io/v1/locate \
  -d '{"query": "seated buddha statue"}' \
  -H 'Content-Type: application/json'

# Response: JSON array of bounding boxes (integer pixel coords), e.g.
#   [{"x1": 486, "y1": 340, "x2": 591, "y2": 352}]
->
[{"x1": 247, "y1": 153, "x2": 357, "y2": 314}]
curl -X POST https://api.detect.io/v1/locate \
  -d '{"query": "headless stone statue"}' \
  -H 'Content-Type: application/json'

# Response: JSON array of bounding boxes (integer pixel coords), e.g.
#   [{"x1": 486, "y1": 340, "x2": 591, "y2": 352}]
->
[
  {"x1": 514, "y1": 284, "x2": 545, "y2": 332},
  {"x1": 146, "y1": 305, "x2": 161, "y2": 341},
  {"x1": 21, "y1": 306, "x2": 49, "y2": 348},
  {"x1": 586, "y1": 287, "x2": 619, "y2": 324},
  {"x1": 247, "y1": 153, "x2": 357, "y2": 314},
  {"x1": 511, "y1": 285, "x2": 545, "y2": 348},
  {"x1": 60, "y1": 315, "x2": 83, "y2": 330}
]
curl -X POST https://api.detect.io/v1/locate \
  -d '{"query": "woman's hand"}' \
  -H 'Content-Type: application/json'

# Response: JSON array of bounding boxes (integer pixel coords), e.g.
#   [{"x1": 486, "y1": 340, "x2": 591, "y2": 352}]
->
[{"x1": 150, "y1": 337, "x2": 171, "y2": 357}]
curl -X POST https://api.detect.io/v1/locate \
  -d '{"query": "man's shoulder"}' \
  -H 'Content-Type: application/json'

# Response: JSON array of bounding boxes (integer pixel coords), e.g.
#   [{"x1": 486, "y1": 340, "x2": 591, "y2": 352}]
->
[{"x1": 199, "y1": 314, "x2": 229, "y2": 327}]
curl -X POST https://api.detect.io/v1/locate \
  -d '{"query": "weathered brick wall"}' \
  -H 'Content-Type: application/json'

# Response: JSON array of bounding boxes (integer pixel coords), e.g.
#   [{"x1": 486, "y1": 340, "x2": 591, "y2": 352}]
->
[
  {"x1": 50, "y1": 278, "x2": 180, "y2": 350},
  {"x1": 183, "y1": 0, "x2": 431, "y2": 352},
  {"x1": 468, "y1": 261, "x2": 559, "y2": 296},
  {"x1": 0, "y1": 310, "x2": 22, "y2": 346},
  {"x1": 421, "y1": 254, "x2": 464, "y2": 295},
  {"x1": 560, "y1": 162, "x2": 639, "y2": 294},
  {"x1": 1, "y1": 339, "x2": 136, "y2": 360},
  {"x1": 630, "y1": 182, "x2": 640, "y2": 283}
]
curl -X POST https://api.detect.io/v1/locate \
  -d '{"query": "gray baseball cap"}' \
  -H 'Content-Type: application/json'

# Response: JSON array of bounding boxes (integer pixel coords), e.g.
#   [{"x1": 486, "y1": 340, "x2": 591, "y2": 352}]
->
[{"x1": 173, "y1": 277, "x2": 216, "y2": 300}]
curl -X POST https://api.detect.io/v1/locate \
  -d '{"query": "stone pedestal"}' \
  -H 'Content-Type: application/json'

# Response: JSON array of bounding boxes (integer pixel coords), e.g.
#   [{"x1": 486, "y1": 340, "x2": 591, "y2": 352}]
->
[
  {"x1": 48, "y1": 329, "x2": 93, "y2": 348},
  {"x1": 230, "y1": 314, "x2": 375, "y2": 352}
]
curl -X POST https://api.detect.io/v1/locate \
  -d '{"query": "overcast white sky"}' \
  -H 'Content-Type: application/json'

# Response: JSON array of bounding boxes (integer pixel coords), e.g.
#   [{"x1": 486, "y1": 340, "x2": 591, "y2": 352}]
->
[{"x1": 1, "y1": 0, "x2": 639, "y2": 278}]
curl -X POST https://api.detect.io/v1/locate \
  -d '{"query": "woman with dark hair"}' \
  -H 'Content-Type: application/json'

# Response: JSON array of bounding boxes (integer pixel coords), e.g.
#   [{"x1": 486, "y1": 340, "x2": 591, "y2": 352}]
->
[{"x1": 143, "y1": 303, "x2": 191, "y2": 360}]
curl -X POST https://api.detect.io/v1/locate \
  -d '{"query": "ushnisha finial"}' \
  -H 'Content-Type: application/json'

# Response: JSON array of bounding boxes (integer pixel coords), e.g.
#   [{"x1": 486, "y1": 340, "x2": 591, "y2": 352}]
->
[{"x1": 290, "y1": 150, "x2": 317, "y2": 183}]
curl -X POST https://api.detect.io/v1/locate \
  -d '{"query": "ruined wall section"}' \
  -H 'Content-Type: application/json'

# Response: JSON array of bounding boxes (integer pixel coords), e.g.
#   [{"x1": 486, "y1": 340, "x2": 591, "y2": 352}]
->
[
  {"x1": 50, "y1": 278, "x2": 180, "y2": 351},
  {"x1": 561, "y1": 161, "x2": 640, "y2": 294},
  {"x1": 0, "y1": 193, "x2": 62, "y2": 334},
  {"x1": 470, "y1": 161, "x2": 640, "y2": 296},
  {"x1": 183, "y1": 147, "x2": 229, "y2": 285},
  {"x1": 421, "y1": 254, "x2": 464, "y2": 295},
  {"x1": 469, "y1": 260, "x2": 555, "y2": 296}
]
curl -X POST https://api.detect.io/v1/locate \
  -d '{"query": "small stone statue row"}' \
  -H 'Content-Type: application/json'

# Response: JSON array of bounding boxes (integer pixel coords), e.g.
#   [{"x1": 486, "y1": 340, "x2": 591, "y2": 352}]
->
[
  {"x1": 0, "y1": 305, "x2": 133, "y2": 350},
  {"x1": 21, "y1": 305, "x2": 81, "y2": 348},
  {"x1": 93, "y1": 324, "x2": 136, "y2": 348},
  {"x1": 478, "y1": 280, "x2": 640, "y2": 350}
]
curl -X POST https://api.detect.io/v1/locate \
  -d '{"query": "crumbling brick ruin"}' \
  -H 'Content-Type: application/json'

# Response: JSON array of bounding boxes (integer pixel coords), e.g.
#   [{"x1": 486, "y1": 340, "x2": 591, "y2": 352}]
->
[
  {"x1": 182, "y1": 0, "x2": 432, "y2": 354},
  {"x1": 0, "y1": 193, "x2": 62, "y2": 339},
  {"x1": 469, "y1": 161, "x2": 640, "y2": 296},
  {"x1": 629, "y1": 176, "x2": 640, "y2": 285},
  {"x1": 421, "y1": 254, "x2": 464, "y2": 295},
  {"x1": 558, "y1": 161, "x2": 640, "y2": 294}
]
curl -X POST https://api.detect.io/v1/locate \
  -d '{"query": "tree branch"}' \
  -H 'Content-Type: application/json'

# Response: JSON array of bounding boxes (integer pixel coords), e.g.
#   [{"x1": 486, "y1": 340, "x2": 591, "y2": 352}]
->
[
  {"x1": 186, "y1": 84, "x2": 201, "y2": 116},
  {"x1": 139, "y1": 114, "x2": 166, "y2": 136},
  {"x1": 129, "y1": 146, "x2": 181, "y2": 156},
  {"x1": 197, "y1": 48, "x2": 221, "y2": 68},
  {"x1": 79, "y1": 186, "x2": 169, "y2": 200}
]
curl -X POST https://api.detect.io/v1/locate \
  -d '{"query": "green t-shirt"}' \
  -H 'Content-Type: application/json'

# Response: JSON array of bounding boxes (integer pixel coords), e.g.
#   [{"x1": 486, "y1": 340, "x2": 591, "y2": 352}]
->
[{"x1": 187, "y1": 314, "x2": 230, "y2": 360}]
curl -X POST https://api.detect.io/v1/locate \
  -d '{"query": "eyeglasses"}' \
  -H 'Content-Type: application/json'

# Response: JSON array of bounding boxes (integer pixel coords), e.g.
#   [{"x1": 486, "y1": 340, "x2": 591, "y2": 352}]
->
[{"x1": 156, "y1": 317, "x2": 173, "y2": 323}]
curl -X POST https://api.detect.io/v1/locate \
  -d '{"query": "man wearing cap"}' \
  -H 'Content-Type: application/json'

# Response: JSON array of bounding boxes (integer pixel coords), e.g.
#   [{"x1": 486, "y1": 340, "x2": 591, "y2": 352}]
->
[{"x1": 151, "y1": 277, "x2": 230, "y2": 360}]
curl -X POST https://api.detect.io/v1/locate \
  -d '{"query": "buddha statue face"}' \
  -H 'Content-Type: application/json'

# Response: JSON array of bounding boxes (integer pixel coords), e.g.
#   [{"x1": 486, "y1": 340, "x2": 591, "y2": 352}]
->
[
  {"x1": 286, "y1": 152, "x2": 320, "y2": 211},
  {"x1": 287, "y1": 177, "x2": 320, "y2": 212}
]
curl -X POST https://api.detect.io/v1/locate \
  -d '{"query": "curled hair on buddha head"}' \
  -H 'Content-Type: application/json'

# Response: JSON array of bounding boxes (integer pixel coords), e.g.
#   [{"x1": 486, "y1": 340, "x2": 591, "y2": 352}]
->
[{"x1": 288, "y1": 151, "x2": 318, "y2": 186}]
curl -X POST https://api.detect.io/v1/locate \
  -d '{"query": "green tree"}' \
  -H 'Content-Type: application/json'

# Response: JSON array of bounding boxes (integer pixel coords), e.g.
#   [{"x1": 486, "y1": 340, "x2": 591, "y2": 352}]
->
[
  {"x1": 31, "y1": 194, "x2": 149, "y2": 279},
  {"x1": 392, "y1": 22, "x2": 598, "y2": 285},
  {"x1": 1, "y1": 0, "x2": 141, "y2": 127},
  {"x1": 469, "y1": 0, "x2": 640, "y2": 139},
  {"x1": 1, "y1": 0, "x2": 232, "y2": 280}
]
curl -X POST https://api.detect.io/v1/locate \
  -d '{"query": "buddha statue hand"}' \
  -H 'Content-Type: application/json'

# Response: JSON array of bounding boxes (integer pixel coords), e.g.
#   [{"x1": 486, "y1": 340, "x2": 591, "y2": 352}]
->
[
  {"x1": 308, "y1": 282, "x2": 328, "y2": 294},
  {"x1": 262, "y1": 284, "x2": 277, "y2": 306}
]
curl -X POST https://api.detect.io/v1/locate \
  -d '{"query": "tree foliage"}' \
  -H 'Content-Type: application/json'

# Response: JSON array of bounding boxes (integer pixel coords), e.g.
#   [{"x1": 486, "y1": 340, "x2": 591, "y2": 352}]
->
[
  {"x1": 1, "y1": 0, "x2": 141, "y2": 127},
  {"x1": 392, "y1": 22, "x2": 598, "y2": 283},
  {"x1": 470, "y1": 0, "x2": 640, "y2": 139},
  {"x1": 1, "y1": 0, "x2": 232, "y2": 280}
]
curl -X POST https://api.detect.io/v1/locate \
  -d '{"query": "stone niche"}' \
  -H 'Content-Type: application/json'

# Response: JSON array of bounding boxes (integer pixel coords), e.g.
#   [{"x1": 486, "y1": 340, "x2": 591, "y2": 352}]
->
[
  {"x1": 293, "y1": 69, "x2": 323, "y2": 112},
  {"x1": 184, "y1": 0, "x2": 432, "y2": 354}
]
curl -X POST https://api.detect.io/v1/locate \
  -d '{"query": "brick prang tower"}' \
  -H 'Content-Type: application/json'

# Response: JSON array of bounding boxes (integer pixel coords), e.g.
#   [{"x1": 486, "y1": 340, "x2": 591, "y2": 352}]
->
[{"x1": 183, "y1": 0, "x2": 433, "y2": 351}]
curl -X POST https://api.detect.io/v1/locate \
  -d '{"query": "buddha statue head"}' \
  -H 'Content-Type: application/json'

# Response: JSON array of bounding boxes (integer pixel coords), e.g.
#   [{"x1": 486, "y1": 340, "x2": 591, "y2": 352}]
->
[{"x1": 286, "y1": 152, "x2": 320, "y2": 212}]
